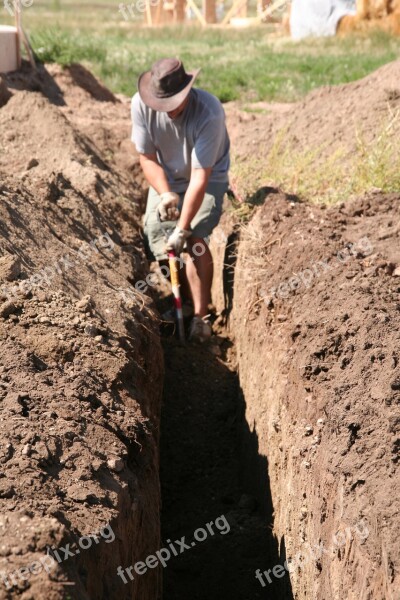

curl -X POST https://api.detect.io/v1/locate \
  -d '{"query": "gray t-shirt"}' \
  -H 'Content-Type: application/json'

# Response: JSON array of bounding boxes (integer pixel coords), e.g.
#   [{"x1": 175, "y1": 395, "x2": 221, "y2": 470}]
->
[{"x1": 131, "y1": 88, "x2": 230, "y2": 193}]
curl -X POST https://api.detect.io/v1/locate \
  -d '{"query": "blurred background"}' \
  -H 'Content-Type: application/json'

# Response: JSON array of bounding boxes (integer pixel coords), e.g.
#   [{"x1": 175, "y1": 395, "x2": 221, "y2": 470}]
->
[{"x1": 1, "y1": 0, "x2": 400, "y2": 101}]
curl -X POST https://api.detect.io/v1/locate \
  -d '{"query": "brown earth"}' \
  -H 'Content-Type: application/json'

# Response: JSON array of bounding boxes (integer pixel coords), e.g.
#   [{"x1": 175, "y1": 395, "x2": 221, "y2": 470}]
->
[
  {"x1": 0, "y1": 62, "x2": 163, "y2": 600},
  {"x1": 0, "y1": 56, "x2": 399, "y2": 600},
  {"x1": 211, "y1": 190, "x2": 400, "y2": 600},
  {"x1": 225, "y1": 60, "x2": 400, "y2": 199}
]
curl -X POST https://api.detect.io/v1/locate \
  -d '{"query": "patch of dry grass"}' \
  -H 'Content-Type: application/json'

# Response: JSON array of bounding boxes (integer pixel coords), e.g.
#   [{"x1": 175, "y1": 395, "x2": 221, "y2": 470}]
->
[{"x1": 231, "y1": 108, "x2": 400, "y2": 210}]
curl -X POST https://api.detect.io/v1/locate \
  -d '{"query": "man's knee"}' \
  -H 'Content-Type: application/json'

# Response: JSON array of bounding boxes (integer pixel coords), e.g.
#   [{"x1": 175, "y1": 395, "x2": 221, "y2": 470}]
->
[{"x1": 187, "y1": 237, "x2": 208, "y2": 258}]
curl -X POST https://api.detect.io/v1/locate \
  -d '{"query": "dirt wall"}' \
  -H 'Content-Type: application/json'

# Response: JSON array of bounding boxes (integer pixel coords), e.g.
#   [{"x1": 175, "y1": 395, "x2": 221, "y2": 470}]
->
[
  {"x1": 212, "y1": 191, "x2": 399, "y2": 599},
  {"x1": 0, "y1": 66, "x2": 163, "y2": 599}
]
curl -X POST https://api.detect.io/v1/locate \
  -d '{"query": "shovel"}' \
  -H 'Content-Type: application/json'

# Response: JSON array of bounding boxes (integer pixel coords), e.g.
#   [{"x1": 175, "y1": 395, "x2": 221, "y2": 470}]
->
[
  {"x1": 157, "y1": 212, "x2": 185, "y2": 344},
  {"x1": 167, "y1": 248, "x2": 185, "y2": 344}
]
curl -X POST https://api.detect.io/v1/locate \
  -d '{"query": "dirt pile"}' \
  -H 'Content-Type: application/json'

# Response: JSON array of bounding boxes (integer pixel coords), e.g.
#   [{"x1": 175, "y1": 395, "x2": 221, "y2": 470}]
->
[
  {"x1": 2, "y1": 62, "x2": 145, "y2": 194},
  {"x1": 226, "y1": 59, "x2": 400, "y2": 198},
  {"x1": 0, "y1": 64, "x2": 163, "y2": 599},
  {"x1": 211, "y1": 190, "x2": 400, "y2": 599}
]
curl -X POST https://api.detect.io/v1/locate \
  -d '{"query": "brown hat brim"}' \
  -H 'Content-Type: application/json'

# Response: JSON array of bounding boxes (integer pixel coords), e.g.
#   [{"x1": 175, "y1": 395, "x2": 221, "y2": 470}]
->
[{"x1": 138, "y1": 68, "x2": 201, "y2": 112}]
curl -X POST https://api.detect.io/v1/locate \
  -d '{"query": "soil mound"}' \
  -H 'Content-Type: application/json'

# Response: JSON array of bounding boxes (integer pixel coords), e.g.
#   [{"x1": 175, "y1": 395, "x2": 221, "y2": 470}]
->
[
  {"x1": 0, "y1": 65, "x2": 163, "y2": 599},
  {"x1": 227, "y1": 59, "x2": 400, "y2": 195},
  {"x1": 3, "y1": 62, "x2": 144, "y2": 195}
]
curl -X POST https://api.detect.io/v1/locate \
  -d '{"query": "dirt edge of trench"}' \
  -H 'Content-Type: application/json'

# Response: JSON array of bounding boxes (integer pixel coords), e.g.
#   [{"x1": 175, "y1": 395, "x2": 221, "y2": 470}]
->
[
  {"x1": 210, "y1": 189, "x2": 399, "y2": 600},
  {"x1": 0, "y1": 65, "x2": 164, "y2": 600}
]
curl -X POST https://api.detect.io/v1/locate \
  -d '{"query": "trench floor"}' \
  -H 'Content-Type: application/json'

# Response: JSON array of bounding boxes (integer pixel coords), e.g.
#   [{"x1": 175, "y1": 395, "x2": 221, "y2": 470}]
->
[{"x1": 159, "y1": 328, "x2": 293, "y2": 600}]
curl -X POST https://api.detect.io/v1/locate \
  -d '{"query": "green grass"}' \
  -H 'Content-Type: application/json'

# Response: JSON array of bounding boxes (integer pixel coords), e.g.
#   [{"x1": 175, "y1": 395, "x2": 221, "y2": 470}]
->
[
  {"x1": 4, "y1": 2, "x2": 399, "y2": 205},
  {"x1": 2, "y1": 1, "x2": 398, "y2": 101},
  {"x1": 29, "y1": 26, "x2": 400, "y2": 100}
]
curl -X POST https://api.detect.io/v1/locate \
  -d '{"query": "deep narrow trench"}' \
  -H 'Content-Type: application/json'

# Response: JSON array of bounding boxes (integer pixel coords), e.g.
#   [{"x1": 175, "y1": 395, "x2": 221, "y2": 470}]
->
[{"x1": 158, "y1": 326, "x2": 294, "y2": 600}]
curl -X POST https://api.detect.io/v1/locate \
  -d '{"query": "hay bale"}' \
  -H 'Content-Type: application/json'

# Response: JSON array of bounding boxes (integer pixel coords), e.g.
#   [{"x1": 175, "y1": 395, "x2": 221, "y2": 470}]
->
[{"x1": 339, "y1": 0, "x2": 400, "y2": 31}]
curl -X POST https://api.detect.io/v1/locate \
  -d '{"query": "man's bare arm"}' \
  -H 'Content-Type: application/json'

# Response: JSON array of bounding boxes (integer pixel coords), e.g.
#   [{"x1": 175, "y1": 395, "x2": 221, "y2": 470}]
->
[
  {"x1": 139, "y1": 153, "x2": 170, "y2": 195},
  {"x1": 178, "y1": 167, "x2": 212, "y2": 231}
]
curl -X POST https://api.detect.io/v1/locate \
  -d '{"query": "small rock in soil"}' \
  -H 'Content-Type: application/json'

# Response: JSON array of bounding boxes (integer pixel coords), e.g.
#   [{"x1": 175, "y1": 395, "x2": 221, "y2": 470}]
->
[
  {"x1": 22, "y1": 444, "x2": 32, "y2": 456},
  {"x1": 84, "y1": 324, "x2": 98, "y2": 337},
  {"x1": 0, "y1": 255, "x2": 21, "y2": 282},
  {"x1": 0, "y1": 301, "x2": 17, "y2": 318},
  {"x1": 26, "y1": 158, "x2": 39, "y2": 170},
  {"x1": 76, "y1": 295, "x2": 93, "y2": 311},
  {"x1": 107, "y1": 457, "x2": 124, "y2": 472}
]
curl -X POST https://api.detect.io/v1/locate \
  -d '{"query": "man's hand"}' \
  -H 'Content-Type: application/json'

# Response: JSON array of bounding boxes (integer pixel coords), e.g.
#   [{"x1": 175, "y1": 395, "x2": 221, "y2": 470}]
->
[
  {"x1": 157, "y1": 192, "x2": 180, "y2": 222},
  {"x1": 166, "y1": 226, "x2": 191, "y2": 255}
]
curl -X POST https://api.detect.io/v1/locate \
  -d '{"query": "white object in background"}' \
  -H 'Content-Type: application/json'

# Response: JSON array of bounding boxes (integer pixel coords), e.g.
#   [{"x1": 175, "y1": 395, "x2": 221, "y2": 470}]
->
[
  {"x1": 0, "y1": 25, "x2": 19, "y2": 73},
  {"x1": 290, "y1": 0, "x2": 357, "y2": 39}
]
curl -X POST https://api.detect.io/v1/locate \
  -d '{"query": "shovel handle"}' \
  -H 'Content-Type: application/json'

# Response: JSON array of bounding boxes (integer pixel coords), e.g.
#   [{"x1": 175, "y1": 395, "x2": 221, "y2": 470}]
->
[{"x1": 168, "y1": 250, "x2": 185, "y2": 343}]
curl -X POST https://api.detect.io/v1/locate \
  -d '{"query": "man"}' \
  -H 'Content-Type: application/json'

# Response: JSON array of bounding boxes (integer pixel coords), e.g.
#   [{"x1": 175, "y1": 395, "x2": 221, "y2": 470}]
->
[{"x1": 131, "y1": 57, "x2": 230, "y2": 342}]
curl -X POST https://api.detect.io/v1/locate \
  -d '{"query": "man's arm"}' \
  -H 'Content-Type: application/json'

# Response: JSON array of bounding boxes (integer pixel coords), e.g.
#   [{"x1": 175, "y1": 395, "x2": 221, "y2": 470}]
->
[
  {"x1": 139, "y1": 153, "x2": 171, "y2": 195},
  {"x1": 178, "y1": 167, "x2": 212, "y2": 231}
]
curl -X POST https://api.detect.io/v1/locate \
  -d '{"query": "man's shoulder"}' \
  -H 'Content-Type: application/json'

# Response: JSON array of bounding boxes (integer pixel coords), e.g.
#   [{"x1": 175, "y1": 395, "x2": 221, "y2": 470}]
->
[
  {"x1": 193, "y1": 88, "x2": 224, "y2": 118},
  {"x1": 131, "y1": 93, "x2": 157, "y2": 127},
  {"x1": 131, "y1": 91, "x2": 144, "y2": 112}
]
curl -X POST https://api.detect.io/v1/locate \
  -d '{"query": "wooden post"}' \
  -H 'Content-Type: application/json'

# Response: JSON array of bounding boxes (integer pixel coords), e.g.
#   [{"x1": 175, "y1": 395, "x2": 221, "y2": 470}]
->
[
  {"x1": 162, "y1": 0, "x2": 175, "y2": 23},
  {"x1": 186, "y1": 0, "x2": 207, "y2": 25},
  {"x1": 175, "y1": 0, "x2": 186, "y2": 22},
  {"x1": 15, "y1": 0, "x2": 22, "y2": 68},
  {"x1": 145, "y1": 0, "x2": 153, "y2": 25},
  {"x1": 15, "y1": 0, "x2": 35, "y2": 68},
  {"x1": 203, "y1": 0, "x2": 216, "y2": 23},
  {"x1": 154, "y1": 0, "x2": 163, "y2": 24},
  {"x1": 255, "y1": 0, "x2": 288, "y2": 22},
  {"x1": 238, "y1": 0, "x2": 247, "y2": 17},
  {"x1": 221, "y1": 0, "x2": 247, "y2": 24}
]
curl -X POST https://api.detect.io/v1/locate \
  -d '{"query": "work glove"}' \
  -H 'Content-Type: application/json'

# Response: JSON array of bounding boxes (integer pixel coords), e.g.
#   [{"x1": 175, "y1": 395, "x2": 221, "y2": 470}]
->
[
  {"x1": 157, "y1": 192, "x2": 180, "y2": 222},
  {"x1": 166, "y1": 226, "x2": 192, "y2": 255}
]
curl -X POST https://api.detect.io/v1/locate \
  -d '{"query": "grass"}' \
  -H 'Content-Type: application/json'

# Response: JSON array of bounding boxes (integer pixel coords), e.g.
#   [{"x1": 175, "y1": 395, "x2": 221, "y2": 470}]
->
[
  {"x1": 231, "y1": 108, "x2": 400, "y2": 208},
  {"x1": 3, "y1": 2, "x2": 399, "y2": 204},
  {"x1": 29, "y1": 27, "x2": 400, "y2": 101},
  {"x1": 2, "y1": 2, "x2": 399, "y2": 101}
]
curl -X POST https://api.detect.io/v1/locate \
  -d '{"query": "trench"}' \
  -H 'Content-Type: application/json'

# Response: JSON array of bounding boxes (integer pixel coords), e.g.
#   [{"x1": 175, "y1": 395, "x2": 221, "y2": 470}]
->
[{"x1": 157, "y1": 274, "x2": 295, "y2": 600}]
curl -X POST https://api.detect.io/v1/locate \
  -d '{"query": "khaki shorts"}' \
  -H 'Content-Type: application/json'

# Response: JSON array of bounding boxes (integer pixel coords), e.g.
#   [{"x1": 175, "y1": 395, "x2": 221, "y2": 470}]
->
[{"x1": 143, "y1": 181, "x2": 228, "y2": 261}]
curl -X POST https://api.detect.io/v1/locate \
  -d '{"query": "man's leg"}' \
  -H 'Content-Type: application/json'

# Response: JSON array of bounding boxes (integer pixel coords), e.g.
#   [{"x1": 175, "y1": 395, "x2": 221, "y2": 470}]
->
[
  {"x1": 185, "y1": 237, "x2": 213, "y2": 318},
  {"x1": 183, "y1": 182, "x2": 227, "y2": 324}
]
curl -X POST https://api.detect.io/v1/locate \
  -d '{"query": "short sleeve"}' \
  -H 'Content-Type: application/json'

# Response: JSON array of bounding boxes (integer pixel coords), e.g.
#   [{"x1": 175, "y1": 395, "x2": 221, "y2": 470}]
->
[
  {"x1": 131, "y1": 93, "x2": 156, "y2": 155},
  {"x1": 192, "y1": 116, "x2": 226, "y2": 170}
]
